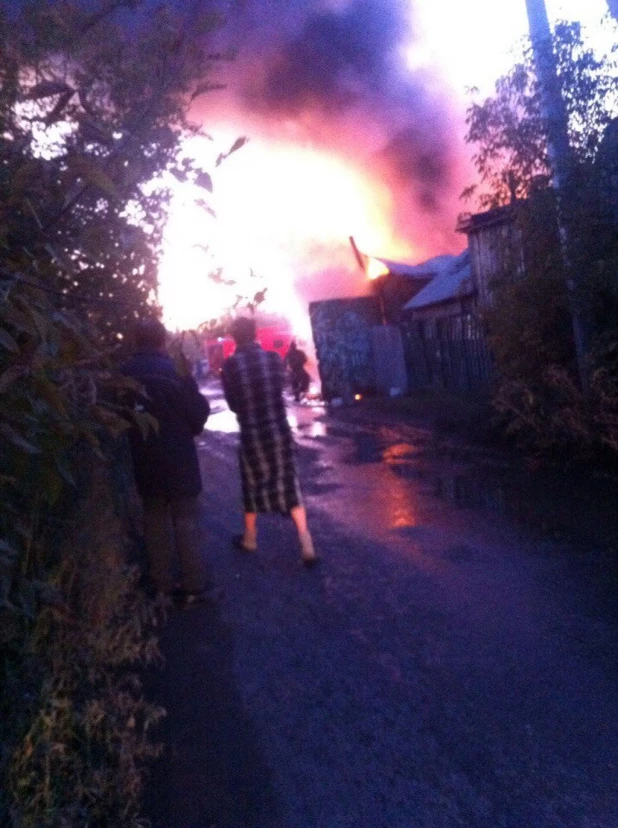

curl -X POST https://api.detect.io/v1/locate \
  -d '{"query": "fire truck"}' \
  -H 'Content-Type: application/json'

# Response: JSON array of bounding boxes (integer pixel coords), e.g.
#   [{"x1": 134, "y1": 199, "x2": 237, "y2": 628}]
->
[{"x1": 204, "y1": 324, "x2": 294, "y2": 376}]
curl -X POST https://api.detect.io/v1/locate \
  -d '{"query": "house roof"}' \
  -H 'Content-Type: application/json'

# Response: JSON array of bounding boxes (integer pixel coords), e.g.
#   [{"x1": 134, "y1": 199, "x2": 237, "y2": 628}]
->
[
  {"x1": 376, "y1": 253, "x2": 455, "y2": 279},
  {"x1": 457, "y1": 203, "x2": 516, "y2": 234},
  {"x1": 403, "y1": 250, "x2": 473, "y2": 311}
]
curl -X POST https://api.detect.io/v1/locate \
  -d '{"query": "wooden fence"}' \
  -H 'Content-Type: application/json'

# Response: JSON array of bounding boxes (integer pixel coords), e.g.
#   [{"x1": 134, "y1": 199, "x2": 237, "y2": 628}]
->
[{"x1": 399, "y1": 315, "x2": 493, "y2": 393}]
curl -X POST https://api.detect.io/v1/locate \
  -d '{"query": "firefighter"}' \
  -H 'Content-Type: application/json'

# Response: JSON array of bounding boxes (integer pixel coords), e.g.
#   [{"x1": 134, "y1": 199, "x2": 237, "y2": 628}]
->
[{"x1": 285, "y1": 340, "x2": 310, "y2": 402}]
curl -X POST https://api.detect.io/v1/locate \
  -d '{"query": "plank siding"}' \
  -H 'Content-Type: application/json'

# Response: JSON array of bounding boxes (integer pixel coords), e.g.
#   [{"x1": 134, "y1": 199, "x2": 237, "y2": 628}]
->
[{"x1": 469, "y1": 220, "x2": 524, "y2": 306}]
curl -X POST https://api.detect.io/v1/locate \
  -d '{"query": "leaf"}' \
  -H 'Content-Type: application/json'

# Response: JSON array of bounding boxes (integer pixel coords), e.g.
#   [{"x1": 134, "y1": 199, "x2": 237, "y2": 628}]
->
[
  {"x1": 44, "y1": 243, "x2": 76, "y2": 276},
  {"x1": 54, "y1": 456, "x2": 76, "y2": 487},
  {"x1": 34, "y1": 376, "x2": 68, "y2": 417},
  {"x1": 190, "y1": 81, "x2": 225, "y2": 101},
  {"x1": 91, "y1": 404, "x2": 131, "y2": 437},
  {"x1": 215, "y1": 136, "x2": 248, "y2": 167},
  {"x1": 44, "y1": 91, "x2": 75, "y2": 125},
  {"x1": 195, "y1": 171, "x2": 213, "y2": 192},
  {"x1": 133, "y1": 410, "x2": 158, "y2": 440},
  {"x1": 195, "y1": 199, "x2": 216, "y2": 219},
  {"x1": 0, "y1": 423, "x2": 41, "y2": 454},
  {"x1": 76, "y1": 114, "x2": 113, "y2": 145},
  {"x1": 23, "y1": 80, "x2": 74, "y2": 101},
  {"x1": 228, "y1": 136, "x2": 248, "y2": 155},
  {"x1": 0, "y1": 327, "x2": 18, "y2": 352},
  {"x1": 67, "y1": 156, "x2": 118, "y2": 198},
  {"x1": 171, "y1": 168, "x2": 188, "y2": 183}
]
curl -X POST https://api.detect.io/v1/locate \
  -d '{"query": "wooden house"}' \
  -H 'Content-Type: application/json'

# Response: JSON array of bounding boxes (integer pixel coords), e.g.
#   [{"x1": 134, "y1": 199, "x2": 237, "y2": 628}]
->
[
  {"x1": 400, "y1": 250, "x2": 491, "y2": 392},
  {"x1": 401, "y1": 250, "x2": 475, "y2": 329},
  {"x1": 456, "y1": 204, "x2": 523, "y2": 307}
]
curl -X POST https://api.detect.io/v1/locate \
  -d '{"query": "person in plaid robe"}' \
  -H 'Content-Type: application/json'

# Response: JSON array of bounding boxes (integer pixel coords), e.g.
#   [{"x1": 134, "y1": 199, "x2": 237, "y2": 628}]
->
[{"x1": 221, "y1": 317, "x2": 318, "y2": 566}]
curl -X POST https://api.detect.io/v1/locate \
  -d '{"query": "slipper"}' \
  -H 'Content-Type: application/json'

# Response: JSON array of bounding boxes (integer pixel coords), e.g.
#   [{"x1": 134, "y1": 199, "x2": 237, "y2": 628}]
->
[{"x1": 232, "y1": 534, "x2": 257, "y2": 553}]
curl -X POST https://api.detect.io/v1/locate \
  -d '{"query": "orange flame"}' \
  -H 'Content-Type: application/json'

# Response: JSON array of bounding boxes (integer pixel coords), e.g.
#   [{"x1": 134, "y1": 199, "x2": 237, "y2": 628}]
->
[{"x1": 366, "y1": 256, "x2": 390, "y2": 280}]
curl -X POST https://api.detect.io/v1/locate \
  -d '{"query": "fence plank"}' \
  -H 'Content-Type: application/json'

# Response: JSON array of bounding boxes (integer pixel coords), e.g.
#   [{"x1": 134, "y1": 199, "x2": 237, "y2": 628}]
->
[{"x1": 400, "y1": 316, "x2": 492, "y2": 393}]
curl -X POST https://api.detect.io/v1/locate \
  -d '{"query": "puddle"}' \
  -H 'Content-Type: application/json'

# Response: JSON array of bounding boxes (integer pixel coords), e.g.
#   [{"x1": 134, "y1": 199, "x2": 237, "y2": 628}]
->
[
  {"x1": 434, "y1": 474, "x2": 507, "y2": 515},
  {"x1": 287, "y1": 412, "x2": 328, "y2": 439},
  {"x1": 344, "y1": 426, "x2": 618, "y2": 555},
  {"x1": 206, "y1": 406, "x2": 238, "y2": 435},
  {"x1": 382, "y1": 442, "x2": 421, "y2": 464},
  {"x1": 207, "y1": 405, "x2": 330, "y2": 440}
]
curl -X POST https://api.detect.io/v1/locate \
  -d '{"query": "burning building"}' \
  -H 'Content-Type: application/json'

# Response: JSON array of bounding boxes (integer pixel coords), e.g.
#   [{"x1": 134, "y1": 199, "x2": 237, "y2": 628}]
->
[{"x1": 160, "y1": 0, "x2": 468, "y2": 334}]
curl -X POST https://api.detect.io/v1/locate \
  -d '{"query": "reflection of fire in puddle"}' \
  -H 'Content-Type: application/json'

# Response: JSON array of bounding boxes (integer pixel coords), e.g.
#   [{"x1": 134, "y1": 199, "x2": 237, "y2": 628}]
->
[
  {"x1": 297, "y1": 420, "x2": 329, "y2": 438},
  {"x1": 287, "y1": 412, "x2": 328, "y2": 438},
  {"x1": 206, "y1": 406, "x2": 328, "y2": 439},
  {"x1": 382, "y1": 443, "x2": 418, "y2": 464}
]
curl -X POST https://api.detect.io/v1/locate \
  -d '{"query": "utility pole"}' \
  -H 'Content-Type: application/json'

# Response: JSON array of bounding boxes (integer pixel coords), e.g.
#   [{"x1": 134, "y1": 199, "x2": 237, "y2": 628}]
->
[{"x1": 524, "y1": 0, "x2": 591, "y2": 389}]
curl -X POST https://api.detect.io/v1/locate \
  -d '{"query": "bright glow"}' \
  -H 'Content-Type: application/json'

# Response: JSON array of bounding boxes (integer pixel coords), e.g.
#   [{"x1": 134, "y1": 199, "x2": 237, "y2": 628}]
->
[
  {"x1": 159, "y1": 134, "x2": 413, "y2": 332},
  {"x1": 366, "y1": 257, "x2": 390, "y2": 281},
  {"x1": 158, "y1": 1, "x2": 615, "y2": 334},
  {"x1": 413, "y1": 0, "x2": 613, "y2": 95}
]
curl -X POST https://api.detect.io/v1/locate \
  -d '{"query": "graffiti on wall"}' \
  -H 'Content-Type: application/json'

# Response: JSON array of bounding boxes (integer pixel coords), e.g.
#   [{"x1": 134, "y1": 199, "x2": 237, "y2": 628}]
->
[{"x1": 309, "y1": 297, "x2": 381, "y2": 401}]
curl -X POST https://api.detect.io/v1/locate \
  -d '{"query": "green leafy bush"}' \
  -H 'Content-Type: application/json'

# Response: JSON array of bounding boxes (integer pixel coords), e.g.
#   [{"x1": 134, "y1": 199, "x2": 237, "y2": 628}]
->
[
  {"x1": 0, "y1": 1, "x2": 227, "y2": 823},
  {"x1": 464, "y1": 19, "x2": 618, "y2": 464}
]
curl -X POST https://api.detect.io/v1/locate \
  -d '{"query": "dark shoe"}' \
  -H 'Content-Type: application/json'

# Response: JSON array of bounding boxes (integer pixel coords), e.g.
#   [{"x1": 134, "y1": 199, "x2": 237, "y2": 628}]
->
[
  {"x1": 302, "y1": 555, "x2": 320, "y2": 568},
  {"x1": 232, "y1": 534, "x2": 257, "y2": 553}
]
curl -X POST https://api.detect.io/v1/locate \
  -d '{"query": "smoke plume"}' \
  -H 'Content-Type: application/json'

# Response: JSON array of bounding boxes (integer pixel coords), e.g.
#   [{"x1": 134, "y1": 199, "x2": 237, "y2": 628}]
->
[{"x1": 192, "y1": 0, "x2": 468, "y2": 303}]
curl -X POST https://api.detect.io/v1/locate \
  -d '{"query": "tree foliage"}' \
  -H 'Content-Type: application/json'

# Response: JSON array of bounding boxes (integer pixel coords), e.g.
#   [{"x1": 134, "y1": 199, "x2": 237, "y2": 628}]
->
[
  {"x1": 0, "y1": 0, "x2": 224, "y2": 341},
  {"x1": 463, "y1": 20, "x2": 618, "y2": 209},
  {"x1": 0, "y1": 1, "x2": 229, "y2": 823},
  {"x1": 463, "y1": 19, "x2": 618, "y2": 462}
]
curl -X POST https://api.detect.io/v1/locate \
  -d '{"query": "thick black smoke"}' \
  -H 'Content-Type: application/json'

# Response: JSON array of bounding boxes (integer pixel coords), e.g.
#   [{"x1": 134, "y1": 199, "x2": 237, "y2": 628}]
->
[
  {"x1": 216, "y1": 0, "x2": 459, "y2": 223},
  {"x1": 245, "y1": 0, "x2": 414, "y2": 115}
]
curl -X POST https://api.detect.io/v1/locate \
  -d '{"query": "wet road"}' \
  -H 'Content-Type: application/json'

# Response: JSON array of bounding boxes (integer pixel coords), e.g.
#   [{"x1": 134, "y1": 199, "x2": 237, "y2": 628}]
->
[{"x1": 145, "y1": 383, "x2": 618, "y2": 828}]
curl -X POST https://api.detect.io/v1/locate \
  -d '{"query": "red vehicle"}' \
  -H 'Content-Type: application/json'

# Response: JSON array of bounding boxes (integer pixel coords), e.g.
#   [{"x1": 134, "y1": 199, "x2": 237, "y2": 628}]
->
[{"x1": 205, "y1": 324, "x2": 294, "y2": 375}]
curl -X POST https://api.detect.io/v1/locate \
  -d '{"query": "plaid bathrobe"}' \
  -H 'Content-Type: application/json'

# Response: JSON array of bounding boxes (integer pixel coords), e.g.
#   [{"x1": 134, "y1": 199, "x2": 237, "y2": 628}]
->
[{"x1": 222, "y1": 342, "x2": 303, "y2": 514}]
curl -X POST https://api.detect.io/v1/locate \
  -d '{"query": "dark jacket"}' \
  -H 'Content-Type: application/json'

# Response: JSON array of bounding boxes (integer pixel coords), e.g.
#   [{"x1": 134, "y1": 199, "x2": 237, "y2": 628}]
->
[
  {"x1": 285, "y1": 345, "x2": 307, "y2": 374},
  {"x1": 123, "y1": 349, "x2": 210, "y2": 499}
]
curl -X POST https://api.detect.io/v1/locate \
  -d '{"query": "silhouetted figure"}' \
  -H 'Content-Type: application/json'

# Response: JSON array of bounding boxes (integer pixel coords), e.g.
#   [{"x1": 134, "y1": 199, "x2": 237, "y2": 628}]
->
[
  {"x1": 285, "y1": 340, "x2": 310, "y2": 402},
  {"x1": 123, "y1": 319, "x2": 212, "y2": 606},
  {"x1": 221, "y1": 318, "x2": 318, "y2": 566}
]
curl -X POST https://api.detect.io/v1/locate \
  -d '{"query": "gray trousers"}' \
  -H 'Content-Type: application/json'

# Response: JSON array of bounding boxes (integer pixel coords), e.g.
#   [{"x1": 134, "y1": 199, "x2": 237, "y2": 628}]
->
[{"x1": 142, "y1": 495, "x2": 208, "y2": 594}]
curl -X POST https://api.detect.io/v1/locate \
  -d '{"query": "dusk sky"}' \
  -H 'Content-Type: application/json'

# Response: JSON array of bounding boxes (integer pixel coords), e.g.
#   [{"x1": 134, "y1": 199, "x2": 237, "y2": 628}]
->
[{"x1": 158, "y1": 0, "x2": 614, "y2": 332}]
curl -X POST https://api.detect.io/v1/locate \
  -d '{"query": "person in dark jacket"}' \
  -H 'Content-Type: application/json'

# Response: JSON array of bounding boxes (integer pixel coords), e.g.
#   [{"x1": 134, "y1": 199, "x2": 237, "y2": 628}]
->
[
  {"x1": 123, "y1": 319, "x2": 212, "y2": 605},
  {"x1": 221, "y1": 317, "x2": 318, "y2": 566},
  {"x1": 284, "y1": 340, "x2": 311, "y2": 402}
]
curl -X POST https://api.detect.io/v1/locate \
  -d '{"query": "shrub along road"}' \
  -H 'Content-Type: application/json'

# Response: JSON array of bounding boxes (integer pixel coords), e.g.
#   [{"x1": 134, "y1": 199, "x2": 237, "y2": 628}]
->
[{"x1": 144, "y1": 388, "x2": 618, "y2": 828}]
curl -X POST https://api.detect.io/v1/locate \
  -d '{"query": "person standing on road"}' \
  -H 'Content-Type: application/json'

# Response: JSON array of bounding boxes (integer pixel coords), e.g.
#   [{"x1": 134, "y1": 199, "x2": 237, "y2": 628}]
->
[
  {"x1": 284, "y1": 340, "x2": 310, "y2": 402},
  {"x1": 123, "y1": 318, "x2": 213, "y2": 607},
  {"x1": 221, "y1": 317, "x2": 318, "y2": 566}
]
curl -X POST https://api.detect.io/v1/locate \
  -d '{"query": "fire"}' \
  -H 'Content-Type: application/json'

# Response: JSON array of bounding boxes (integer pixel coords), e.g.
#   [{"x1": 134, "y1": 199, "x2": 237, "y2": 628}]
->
[
  {"x1": 366, "y1": 256, "x2": 390, "y2": 280},
  {"x1": 158, "y1": 132, "x2": 414, "y2": 333}
]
